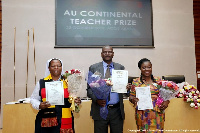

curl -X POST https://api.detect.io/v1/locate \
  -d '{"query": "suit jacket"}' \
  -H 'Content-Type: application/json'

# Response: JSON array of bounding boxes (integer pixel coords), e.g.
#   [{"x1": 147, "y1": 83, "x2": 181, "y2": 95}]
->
[{"x1": 87, "y1": 62, "x2": 125, "y2": 120}]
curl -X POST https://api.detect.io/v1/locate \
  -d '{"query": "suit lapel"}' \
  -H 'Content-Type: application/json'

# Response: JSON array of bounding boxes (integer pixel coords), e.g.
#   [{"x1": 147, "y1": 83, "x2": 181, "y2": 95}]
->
[
  {"x1": 99, "y1": 62, "x2": 104, "y2": 78},
  {"x1": 113, "y1": 62, "x2": 119, "y2": 70},
  {"x1": 96, "y1": 62, "x2": 104, "y2": 78}
]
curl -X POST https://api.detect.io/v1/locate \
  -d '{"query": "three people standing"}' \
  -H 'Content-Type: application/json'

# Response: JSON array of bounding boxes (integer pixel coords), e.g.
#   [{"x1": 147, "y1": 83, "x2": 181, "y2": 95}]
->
[{"x1": 30, "y1": 47, "x2": 169, "y2": 133}]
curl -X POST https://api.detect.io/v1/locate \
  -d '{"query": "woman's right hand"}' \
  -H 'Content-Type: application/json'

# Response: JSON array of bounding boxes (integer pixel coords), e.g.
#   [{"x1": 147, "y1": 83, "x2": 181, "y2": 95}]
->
[
  {"x1": 126, "y1": 83, "x2": 132, "y2": 91},
  {"x1": 129, "y1": 95, "x2": 139, "y2": 106},
  {"x1": 39, "y1": 101, "x2": 51, "y2": 109}
]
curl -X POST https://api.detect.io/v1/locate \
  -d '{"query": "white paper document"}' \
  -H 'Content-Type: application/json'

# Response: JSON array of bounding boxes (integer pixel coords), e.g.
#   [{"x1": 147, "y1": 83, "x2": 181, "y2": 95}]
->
[
  {"x1": 111, "y1": 70, "x2": 128, "y2": 93},
  {"x1": 135, "y1": 86, "x2": 153, "y2": 110},
  {"x1": 45, "y1": 81, "x2": 64, "y2": 105}
]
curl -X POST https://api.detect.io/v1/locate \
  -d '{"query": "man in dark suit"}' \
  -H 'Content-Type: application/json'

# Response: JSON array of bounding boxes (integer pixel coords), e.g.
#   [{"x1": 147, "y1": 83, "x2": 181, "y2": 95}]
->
[{"x1": 87, "y1": 45, "x2": 125, "y2": 133}]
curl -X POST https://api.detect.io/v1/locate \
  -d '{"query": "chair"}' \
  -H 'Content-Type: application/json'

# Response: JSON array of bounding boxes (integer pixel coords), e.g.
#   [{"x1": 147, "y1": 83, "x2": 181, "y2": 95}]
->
[
  {"x1": 162, "y1": 75, "x2": 185, "y2": 83},
  {"x1": 128, "y1": 76, "x2": 138, "y2": 83}
]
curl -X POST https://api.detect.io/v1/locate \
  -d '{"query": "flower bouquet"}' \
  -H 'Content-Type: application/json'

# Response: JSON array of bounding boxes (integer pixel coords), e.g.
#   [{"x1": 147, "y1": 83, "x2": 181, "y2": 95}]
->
[
  {"x1": 63, "y1": 69, "x2": 82, "y2": 113},
  {"x1": 156, "y1": 80, "x2": 180, "y2": 107},
  {"x1": 176, "y1": 82, "x2": 186, "y2": 98},
  {"x1": 87, "y1": 71, "x2": 111, "y2": 120},
  {"x1": 177, "y1": 82, "x2": 200, "y2": 109}
]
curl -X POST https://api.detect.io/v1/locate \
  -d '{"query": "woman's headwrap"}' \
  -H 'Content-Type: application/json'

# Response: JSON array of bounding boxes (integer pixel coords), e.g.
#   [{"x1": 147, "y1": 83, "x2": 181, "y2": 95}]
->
[{"x1": 44, "y1": 58, "x2": 64, "y2": 78}]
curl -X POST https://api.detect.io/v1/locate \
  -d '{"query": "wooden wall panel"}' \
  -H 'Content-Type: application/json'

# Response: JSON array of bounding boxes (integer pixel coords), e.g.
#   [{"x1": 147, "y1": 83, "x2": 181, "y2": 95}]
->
[
  {"x1": 0, "y1": 0, "x2": 2, "y2": 107},
  {"x1": 194, "y1": 0, "x2": 200, "y2": 90}
]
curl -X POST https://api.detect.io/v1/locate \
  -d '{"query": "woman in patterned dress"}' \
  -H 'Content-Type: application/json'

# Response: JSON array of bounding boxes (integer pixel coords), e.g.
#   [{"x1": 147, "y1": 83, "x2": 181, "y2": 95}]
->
[{"x1": 128, "y1": 58, "x2": 170, "y2": 133}]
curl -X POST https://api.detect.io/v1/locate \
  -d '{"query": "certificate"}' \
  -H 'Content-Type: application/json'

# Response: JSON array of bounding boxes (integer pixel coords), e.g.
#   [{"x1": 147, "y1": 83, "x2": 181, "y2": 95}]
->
[
  {"x1": 135, "y1": 86, "x2": 153, "y2": 110},
  {"x1": 111, "y1": 70, "x2": 128, "y2": 93},
  {"x1": 45, "y1": 81, "x2": 64, "y2": 105}
]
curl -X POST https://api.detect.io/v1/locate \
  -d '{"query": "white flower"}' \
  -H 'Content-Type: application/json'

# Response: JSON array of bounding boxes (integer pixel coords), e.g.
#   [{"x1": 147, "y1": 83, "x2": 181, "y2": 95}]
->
[
  {"x1": 196, "y1": 91, "x2": 199, "y2": 94},
  {"x1": 187, "y1": 98, "x2": 191, "y2": 102},
  {"x1": 179, "y1": 89, "x2": 185, "y2": 93},
  {"x1": 197, "y1": 103, "x2": 200, "y2": 107},
  {"x1": 179, "y1": 94, "x2": 183, "y2": 97},
  {"x1": 189, "y1": 94, "x2": 193, "y2": 98},
  {"x1": 106, "y1": 80, "x2": 113, "y2": 86},
  {"x1": 185, "y1": 82, "x2": 189, "y2": 86},
  {"x1": 190, "y1": 103, "x2": 195, "y2": 107},
  {"x1": 194, "y1": 96, "x2": 198, "y2": 99},
  {"x1": 153, "y1": 83, "x2": 158, "y2": 87}
]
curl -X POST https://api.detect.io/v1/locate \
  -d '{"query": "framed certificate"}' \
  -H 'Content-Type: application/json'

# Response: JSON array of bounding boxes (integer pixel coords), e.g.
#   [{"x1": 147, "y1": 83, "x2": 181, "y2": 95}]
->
[
  {"x1": 45, "y1": 81, "x2": 64, "y2": 105},
  {"x1": 135, "y1": 86, "x2": 153, "y2": 110},
  {"x1": 111, "y1": 70, "x2": 128, "y2": 93}
]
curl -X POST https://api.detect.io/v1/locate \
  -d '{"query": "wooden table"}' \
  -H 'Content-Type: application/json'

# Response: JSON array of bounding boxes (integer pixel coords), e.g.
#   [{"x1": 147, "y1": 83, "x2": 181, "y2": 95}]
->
[{"x1": 3, "y1": 99, "x2": 200, "y2": 133}]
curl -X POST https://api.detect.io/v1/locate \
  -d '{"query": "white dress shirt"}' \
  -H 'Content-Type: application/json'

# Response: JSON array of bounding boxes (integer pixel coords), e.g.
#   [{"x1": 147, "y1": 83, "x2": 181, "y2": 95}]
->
[{"x1": 30, "y1": 81, "x2": 41, "y2": 110}]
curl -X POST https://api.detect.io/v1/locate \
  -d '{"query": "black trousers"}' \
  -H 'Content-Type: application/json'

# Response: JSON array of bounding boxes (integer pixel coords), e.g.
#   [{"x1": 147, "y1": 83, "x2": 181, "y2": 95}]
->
[{"x1": 94, "y1": 107, "x2": 123, "y2": 133}]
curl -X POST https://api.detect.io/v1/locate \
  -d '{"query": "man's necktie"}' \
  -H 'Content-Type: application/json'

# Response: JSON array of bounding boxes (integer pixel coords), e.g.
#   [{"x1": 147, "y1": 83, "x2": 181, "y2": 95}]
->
[
  {"x1": 105, "y1": 65, "x2": 111, "y2": 79},
  {"x1": 105, "y1": 65, "x2": 111, "y2": 101}
]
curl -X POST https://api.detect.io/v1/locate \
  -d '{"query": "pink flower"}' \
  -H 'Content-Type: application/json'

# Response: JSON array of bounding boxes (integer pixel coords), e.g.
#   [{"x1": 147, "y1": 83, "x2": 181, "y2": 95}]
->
[
  {"x1": 194, "y1": 99, "x2": 198, "y2": 103},
  {"x1": 162, "y1": 82, "x2": 166, "y2": 87},
  {"x1": 157, "y1": 81, "x2": 179, "y2": 92},
  {"x1": 71, "y1": 69, "x2": 75, "y2": 74}
]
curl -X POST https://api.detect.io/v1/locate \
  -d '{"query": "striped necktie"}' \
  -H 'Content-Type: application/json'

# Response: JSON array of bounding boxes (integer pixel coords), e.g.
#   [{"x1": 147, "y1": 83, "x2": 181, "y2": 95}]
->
[{"x1": 105, "y1": 65, "x2": 111, "y2": 79}]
